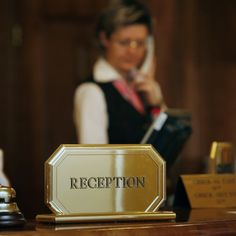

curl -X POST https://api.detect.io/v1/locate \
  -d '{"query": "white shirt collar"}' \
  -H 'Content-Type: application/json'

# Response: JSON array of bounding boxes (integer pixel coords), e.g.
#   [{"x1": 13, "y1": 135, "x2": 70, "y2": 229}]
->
[{"x1": 93, "y1": 58, "x2": 123, "y2": 83}]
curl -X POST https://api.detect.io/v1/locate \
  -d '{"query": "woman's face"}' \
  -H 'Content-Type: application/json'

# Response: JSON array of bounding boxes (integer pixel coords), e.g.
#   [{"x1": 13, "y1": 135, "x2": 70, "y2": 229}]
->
[{"x1": 101, "y1": 24, "x2": 149, "y2": 76}]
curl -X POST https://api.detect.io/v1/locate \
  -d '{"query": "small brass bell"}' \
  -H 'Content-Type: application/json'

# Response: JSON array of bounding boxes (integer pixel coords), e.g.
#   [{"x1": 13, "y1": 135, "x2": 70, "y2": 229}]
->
[{"x1": 0, "y1": 185, "x2": 26, "y2": 226}]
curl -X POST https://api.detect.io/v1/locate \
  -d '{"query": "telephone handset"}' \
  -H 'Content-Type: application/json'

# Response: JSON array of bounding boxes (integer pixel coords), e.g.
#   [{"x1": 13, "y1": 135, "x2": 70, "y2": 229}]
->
[
  {"x1": 128, "y1": 36, "x2": 155, "y2": 82},
  {"x1": 140, "y1": 36, "x2": 155, "y2": 74}
]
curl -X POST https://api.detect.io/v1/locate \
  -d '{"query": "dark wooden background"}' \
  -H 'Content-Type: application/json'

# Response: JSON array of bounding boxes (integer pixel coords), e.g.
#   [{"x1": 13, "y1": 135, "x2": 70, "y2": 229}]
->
[{"x1": 1, "y1": 0, "x2": 236, "y2": 218}]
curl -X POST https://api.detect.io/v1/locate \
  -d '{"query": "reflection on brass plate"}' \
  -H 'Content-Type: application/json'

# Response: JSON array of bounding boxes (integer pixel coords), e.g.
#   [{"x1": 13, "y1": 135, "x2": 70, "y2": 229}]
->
[
  {"x1": 36, "y1": 144, "x2": 175, "y2": 223},
  {"x1": 36, "y1": 211, "x2": 176, "y2": 224}
]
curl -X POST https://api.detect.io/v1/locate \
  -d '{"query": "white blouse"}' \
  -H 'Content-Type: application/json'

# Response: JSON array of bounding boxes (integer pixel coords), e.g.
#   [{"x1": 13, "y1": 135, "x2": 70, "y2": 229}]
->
[{"x1": 73, "y1": 58, "x2": 122, "y2": 144}]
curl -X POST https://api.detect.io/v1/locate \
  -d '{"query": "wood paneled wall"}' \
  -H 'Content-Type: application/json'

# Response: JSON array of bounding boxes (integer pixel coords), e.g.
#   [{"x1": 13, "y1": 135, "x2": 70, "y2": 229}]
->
[{"x1": 0, "y1": 0, "x2": 236, "y2": 218}]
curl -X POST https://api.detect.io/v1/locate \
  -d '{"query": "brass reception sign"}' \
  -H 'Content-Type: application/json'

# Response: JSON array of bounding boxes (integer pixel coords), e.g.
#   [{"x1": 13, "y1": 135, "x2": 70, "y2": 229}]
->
[{"x1": 37, "y1": 144, "x2": 175, "y2": 223}]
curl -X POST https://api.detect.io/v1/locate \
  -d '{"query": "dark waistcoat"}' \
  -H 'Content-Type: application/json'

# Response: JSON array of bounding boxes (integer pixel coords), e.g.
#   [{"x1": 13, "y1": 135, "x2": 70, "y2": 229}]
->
[{"x1": 96, "y1": 82, "x2": 152, "y2": 144}]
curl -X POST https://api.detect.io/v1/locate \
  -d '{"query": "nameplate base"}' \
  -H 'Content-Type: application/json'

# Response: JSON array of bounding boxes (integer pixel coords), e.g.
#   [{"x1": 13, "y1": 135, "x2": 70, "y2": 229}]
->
[{"x1": 36, "y1": 211, "x2": 176, "y2": 223}]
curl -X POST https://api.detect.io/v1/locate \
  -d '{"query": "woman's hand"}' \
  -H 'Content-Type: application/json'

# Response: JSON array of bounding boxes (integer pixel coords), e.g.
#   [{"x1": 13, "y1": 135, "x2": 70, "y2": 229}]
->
[
  {"x1": 132, "y1": 75, "x2": 163, "y2": 106},
  {"x1": 131, "y1": 71, "x2": 167, "y2": 110}
]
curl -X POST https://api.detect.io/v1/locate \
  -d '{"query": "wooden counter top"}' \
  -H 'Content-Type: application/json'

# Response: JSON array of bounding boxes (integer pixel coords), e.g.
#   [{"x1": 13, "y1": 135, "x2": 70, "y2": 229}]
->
[{"x1": 1, "y1": 208, "x2": 236, "y2": 235}]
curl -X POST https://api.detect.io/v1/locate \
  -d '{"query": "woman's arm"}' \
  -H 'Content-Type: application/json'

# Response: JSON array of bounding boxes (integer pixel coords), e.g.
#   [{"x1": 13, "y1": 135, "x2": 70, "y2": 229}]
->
[{"x1": 73, "y1": 83, "x2": 108, "y2": 144}]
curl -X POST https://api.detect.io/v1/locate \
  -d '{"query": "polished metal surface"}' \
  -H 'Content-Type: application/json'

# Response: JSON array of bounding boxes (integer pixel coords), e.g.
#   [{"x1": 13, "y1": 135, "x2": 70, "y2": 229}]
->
[
  {"x1": 209, "y1": 142, "x2": 235, "y2": 174},
  {"x1": 0, "y1": 186, "x2": 19, "y2": 213},
  {"x1": 36, "y1": 211, "x2": 176, "y2": 223},
  {"x1": 0, "y1": 185, "x2": 26, "y2": 226},
  {"x1": 44, "y1": 144, "x2": 166, "y2": 215}
]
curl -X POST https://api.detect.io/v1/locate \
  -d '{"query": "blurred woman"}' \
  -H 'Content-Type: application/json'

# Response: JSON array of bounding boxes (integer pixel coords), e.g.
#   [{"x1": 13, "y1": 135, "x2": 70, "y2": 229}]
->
[{"x1": 74, "y1": 0, "x2": 166, "y2": 144}]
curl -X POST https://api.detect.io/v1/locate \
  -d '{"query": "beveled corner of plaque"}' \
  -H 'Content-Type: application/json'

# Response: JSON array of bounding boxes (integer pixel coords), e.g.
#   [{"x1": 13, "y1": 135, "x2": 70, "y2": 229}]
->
[{"x1": 44, "y1": 144, "x2": 166, "y2": 215}]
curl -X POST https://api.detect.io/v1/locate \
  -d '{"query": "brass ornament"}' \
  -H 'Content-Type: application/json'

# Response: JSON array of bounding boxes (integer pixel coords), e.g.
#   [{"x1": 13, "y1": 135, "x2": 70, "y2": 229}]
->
[
  {"x1": 209, "y1": 142, "x2": 235, "y2": 174},
  {"x1": 0, "y1": 185, "x2": 26, "y2": 227}
]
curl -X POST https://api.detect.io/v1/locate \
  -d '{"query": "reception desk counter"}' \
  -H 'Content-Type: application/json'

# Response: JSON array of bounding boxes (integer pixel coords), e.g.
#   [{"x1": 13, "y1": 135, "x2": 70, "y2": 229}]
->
[{"x1": 1, "y1": 208, "x2": 236, "y2": 235}]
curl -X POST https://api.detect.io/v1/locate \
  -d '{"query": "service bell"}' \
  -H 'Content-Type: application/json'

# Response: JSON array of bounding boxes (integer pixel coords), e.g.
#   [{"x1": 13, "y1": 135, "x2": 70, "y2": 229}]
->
[{"x1": 0, "y1": 185, "x2": 26, "y2": 226}]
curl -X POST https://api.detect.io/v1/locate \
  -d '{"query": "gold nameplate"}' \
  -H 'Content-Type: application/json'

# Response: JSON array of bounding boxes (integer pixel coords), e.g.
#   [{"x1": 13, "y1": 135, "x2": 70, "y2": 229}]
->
[
  {"x1": 174, "y1": 174, "x2": 236, "y2": 208},
  {"x1": 36, "y1": 144, "x2": 175, "y2": 223}
]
